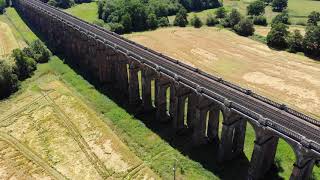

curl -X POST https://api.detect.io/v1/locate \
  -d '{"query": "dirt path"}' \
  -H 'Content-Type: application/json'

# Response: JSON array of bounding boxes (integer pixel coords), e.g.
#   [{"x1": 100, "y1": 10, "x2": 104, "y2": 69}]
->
[{"x1": 125, "y1": 27, "x2": 320, "y2": 119}]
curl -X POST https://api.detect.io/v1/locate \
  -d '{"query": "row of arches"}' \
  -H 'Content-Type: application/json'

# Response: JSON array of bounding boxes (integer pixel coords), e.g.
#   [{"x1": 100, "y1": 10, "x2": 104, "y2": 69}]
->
[{"x1": 20, "y1": 2, "x2": 320, "y2": 179}]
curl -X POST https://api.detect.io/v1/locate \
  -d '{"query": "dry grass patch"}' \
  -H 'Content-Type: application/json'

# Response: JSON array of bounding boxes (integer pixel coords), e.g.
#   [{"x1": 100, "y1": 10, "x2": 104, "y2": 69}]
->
[
  {"x1": 0, "y1": 74, "x2": 158, "y2": 180},
  {"x1": 0, "y1": 21, "x2": 20, "y2": 58}
]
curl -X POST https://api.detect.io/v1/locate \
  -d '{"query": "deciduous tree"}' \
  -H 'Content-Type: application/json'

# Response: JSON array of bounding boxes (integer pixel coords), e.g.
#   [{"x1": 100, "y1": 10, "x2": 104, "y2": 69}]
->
[
  {"x1": 266, "y1": 22, "x2": 289, "y2": 49},
  {"x1": 247, "y1": 0, "x2": 265, "y2": 16},
  {"x1": 271, "y1": 0, "x2": 288, "y2": 12},
  {"x1": 191, "y1": 15, "x2": 203, "y2": 28},
  {"x1": 234, "y1": 18, "x2": 255, "y2": 36},
  {"x1": 174, "y1": 7, "x2": 188, "y2": 27},
  {"x1": 303, "y1": 25, "x2": 320, "y2": 58}
]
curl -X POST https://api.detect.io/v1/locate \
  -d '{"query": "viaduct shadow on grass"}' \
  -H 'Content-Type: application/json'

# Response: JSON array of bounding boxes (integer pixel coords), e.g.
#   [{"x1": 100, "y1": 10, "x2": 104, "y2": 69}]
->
[{"x1": 16, "y1": 9, "x2": 288, "y2": 180}]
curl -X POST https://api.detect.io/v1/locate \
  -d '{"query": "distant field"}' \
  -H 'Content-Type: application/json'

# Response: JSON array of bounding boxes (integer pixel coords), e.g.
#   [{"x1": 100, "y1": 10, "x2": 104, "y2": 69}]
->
[
  {"x1": 64, "y1": 2, "x2": 99, "y2": 23},
  {"x1": 169, "y1": 0, "x2": 320, "y2": 26},
  {"x1": 125, "y1": 27, "x2": 320, "y2": 120}
]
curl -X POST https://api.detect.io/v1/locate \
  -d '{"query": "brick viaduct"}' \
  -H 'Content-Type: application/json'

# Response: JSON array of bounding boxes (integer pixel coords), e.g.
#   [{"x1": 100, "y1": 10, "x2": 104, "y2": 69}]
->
[{"x1": 14, "y1": 0, "x2": 320, "y2": 179}]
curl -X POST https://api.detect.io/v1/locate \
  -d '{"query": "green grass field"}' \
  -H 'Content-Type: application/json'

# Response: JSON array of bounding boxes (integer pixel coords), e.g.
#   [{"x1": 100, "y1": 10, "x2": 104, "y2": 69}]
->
[
  {"x1": 4, "y1": 7, "x2": 38, "y2": 44},
  {"x1": 64, "y1": 2, "x2": 100, "y2": 23},
  {"x1": 4, "y1": 5, "x2": 320, "y2": 180},
  {"x1": 168, "y1": 0, "x2": 320, "y2": 25}
]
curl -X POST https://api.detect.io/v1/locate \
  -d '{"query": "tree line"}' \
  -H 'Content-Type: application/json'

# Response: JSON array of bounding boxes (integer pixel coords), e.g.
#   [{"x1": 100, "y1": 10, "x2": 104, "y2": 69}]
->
[
  {"x1": 267, "y1": 11, "x2": 320, "y2": 58},
  {"x1": 173, "y1": 0, "x2": 319, "y2": 59},
  {"x1": 0, "y1": 40, "x2": 51, "y2": 99},
  {"x1": 173, "y1": 7, "x2": 255, "y2": 37},
  {"x1": 96, "y1": 0, "x2": 220, "y2": 33}
]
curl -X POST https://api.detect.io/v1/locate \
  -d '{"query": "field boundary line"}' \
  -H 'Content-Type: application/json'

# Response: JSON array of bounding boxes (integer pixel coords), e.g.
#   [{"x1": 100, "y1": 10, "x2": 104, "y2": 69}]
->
[
  {"x1": 41, "y1": 91, "x2": 114, "y2": 179},
  {"x1": 0, "y1": 131, "x2": 67, "y2": 180}
]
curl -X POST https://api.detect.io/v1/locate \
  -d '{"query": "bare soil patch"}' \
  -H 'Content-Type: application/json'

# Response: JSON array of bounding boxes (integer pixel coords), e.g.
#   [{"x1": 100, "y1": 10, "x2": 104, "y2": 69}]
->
[{"x1": 125, "y1": 27, "x2": 320, "y2": 118}]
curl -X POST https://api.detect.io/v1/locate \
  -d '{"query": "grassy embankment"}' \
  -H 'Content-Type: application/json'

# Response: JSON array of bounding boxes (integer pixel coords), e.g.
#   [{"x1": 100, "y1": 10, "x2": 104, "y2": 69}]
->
[{"x1": 2, "y1": 7, "x2": 222, "y2": 180}]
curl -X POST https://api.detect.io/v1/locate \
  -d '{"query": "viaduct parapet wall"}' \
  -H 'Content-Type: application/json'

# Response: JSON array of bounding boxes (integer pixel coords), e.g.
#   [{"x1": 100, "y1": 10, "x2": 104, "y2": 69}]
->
[{"x1": 14, "y1": 0, "x2": 320, "y2": 179}]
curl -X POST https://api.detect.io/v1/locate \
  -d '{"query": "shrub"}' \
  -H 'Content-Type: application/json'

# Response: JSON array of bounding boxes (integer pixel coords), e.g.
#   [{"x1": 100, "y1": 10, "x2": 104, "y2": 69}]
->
[
  {"x1": 271, "y1": 11, "x2": 289, "y2": 25},
  {"x1": 190, "y1": 15, "x2": 203, "y2": 28},
  {"x1": 307, "y1": 11, "x2": 320, "y2": 26},
  {"x1": 158, "y1": 17, "x2": 170, "y2": 27},
  {"x1": 0, "y1": 60, "x2": 19, "y2": 99},
  {"x1": 226, "y1": 9, "x2": 241, "y2": 27},
  {"x1": 93, "y1": 19, "x2": 105, "y2": 27},
  {"x1": 247, "y1": 0, "x2": 265, "y2": 16},
  {"x1": 303, "y1": 25, "x2": 320, "y2": 58},
  {"x1": 287, "y1": 30, "x2": 303, "y2": 53},
  {"x1": 121, "y1": 13, "x2": 132, "y2": 33},
  {"x1": 12, "y1": 49, "x2": 37, "y2": 80},
  {"x1": 262, "y1": 0, "x2": 272, "y2": 4},
  {"x1": 147, "y1": 13, "x2": 158, "y2": 30},
  {"x1": 234, "y1": 18, "x2": 255, "y2": 36},
  {"x1": 221, "y1": 18, "x2": 231, "y2": 27},
  {"x1": 27, "y1": 40, "x2": 51, "y2": 63},
  {"x1": 271, "y1": 0, "x2": 288, "y2": 12},
  {"x1": 109, "y1": 23, "x2": 125, "y2": 34},
  {"x1": 266, "y1": 22, "x2": 289, "y2": 49},
  {"x1": 215, "y1": 7, "x2": 226, "y2": 18},
  {"x1": 253, "y1": 15, "x2": 267, "y2": 26},
  {"x1": 48, "y1": 0, "x2": 57, "y2": 6},
  {"x1": 52, "y1": 0, "x2": 74, "y2": 8},
  {"x1": 206, "y1": 14, "x2": 219, "y2": 26},
  {"x1": 174, "y1": 7, "x2": 188, "y2": 27}
]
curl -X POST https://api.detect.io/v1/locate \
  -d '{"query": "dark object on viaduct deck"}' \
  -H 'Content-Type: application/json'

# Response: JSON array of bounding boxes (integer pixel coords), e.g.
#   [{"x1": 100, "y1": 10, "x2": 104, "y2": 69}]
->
[{"x1": 14, "y1": 0, "x2": 320, "y2": 179}]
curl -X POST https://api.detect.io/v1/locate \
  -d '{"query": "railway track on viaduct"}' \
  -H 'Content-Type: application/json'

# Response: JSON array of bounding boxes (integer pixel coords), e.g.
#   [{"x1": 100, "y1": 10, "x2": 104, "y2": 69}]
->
[{"x1": 14, "y1": 0, "x2": 320, "y2": 179}]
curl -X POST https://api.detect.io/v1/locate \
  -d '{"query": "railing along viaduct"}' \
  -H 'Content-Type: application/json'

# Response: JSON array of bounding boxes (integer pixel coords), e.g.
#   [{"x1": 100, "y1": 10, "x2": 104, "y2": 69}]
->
[{"x1": 14, "y1": 0, "x2": 320, "y2": 179}]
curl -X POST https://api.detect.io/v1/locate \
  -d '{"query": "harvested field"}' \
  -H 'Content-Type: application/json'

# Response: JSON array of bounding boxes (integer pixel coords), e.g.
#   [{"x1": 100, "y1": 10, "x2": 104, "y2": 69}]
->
[
  {"x1": 0, "y1": 21, "x2": 20, "y2": 58},
  {"x1": 125, "y1": 27, "x2": 320, "y2": 119},
  {"x1": 0, "y1": 74, "x2": 158, "y2": 179}
]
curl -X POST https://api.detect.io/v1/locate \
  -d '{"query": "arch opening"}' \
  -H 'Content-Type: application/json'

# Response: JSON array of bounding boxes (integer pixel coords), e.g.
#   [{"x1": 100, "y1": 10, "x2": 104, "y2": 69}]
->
[
  {"x1": 184, "y1": 97, "x2": 189, "y2": 127},
  {"x1": 151, "y1": 79, "x2": 155, "y2": 107},
  {"x1": 166, "y1": 86, "x2": 170, "y2": 115},
  {"x1": 138, "y1": 70, "x2": 142, "y2": 99}
]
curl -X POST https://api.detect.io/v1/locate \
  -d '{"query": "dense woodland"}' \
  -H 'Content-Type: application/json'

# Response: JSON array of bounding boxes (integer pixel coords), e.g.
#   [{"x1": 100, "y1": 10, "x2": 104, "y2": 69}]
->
[{"x1": 97, "y1": 0, "x2": 220, "y2": 33}]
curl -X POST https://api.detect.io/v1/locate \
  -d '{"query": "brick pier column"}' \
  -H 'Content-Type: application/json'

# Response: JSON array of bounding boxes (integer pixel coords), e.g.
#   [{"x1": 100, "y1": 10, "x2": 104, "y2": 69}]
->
[
  {"x1": 186, "y1": 93, "x2": 197, "y2": 129},
  {"x1": 171, "y1": 84, "x2": 191, "y2": 131},
  {"x1": 128, "y1": 63, "x2": 141, "y2": 106},
  {"x1": 218, "y1": 105, "x2": 246, "y2": 162},
  {"x1": 141, "y1": 68, "x2": 153, "y2": 111},
  {"x1": 207, "y1": 107, "x2": 220, "y2": 142},
  {"x1": 155, "y1": 78, "x2": 170, "y2": 122},
  {"x1": 248, "y1": 128, "x2": 279, "y2": 179},
  {"x1": 192, "y1": 95, "x2": 211, "y2": 146},
  {"x1": 114, "y1": 55, "x2": 128, "y2": 96},
  {"x1": 290, "y1": 146, "x2": 315, "y2": 180}
]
